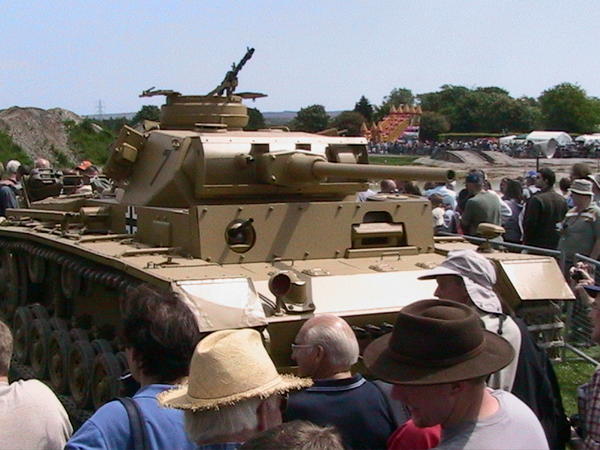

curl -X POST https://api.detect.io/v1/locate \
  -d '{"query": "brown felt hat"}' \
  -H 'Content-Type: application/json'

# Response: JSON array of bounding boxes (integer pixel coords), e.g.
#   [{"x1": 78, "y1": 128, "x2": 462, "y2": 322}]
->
[
  {"x1": 158, "y1": 328, "x2": 312, "y2": 411},
  {"x1": 363, "y1": 299, "x2": 514, "y2": 385}
]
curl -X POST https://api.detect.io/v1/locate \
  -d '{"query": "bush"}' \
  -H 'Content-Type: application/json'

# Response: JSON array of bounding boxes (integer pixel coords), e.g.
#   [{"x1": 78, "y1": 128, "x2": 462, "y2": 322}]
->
[
  {"x1": 65, "y1": 119, "x2": 116, "y2": 165},
  {"x1": 419, "y1": 112, "x2": 450, "y2": 141},
  {"x1": 0, "y1": 131, "x2": 32, "y2": 166}
]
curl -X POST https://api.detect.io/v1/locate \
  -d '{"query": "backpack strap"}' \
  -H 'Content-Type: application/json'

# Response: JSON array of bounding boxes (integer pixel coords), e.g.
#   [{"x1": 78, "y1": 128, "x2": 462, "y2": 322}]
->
[
  {"x1": 496, "y1": 313, "x2": 507, "y2": 335},
  {"x1": 115, "y1": 397, "x2": 150, "y2": 450}
]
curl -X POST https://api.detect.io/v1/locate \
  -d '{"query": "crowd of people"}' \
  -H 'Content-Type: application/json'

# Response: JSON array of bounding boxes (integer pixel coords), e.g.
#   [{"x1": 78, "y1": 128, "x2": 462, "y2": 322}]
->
[
  {"x1": 368, "y1": 139, "x2": 600, "y2": 159},
  {"x1": 2, "y1": 248, "x2": 590, "y2": 449},
  {"x1": 0, "y1": 157, "x2": 107, "y2": 216},
  {"x1": 362, "y1": 161, "x2": 600, "y2": 277},
  {"x1": 2, "y1": 157, "x2": 600, "y2": 448}
]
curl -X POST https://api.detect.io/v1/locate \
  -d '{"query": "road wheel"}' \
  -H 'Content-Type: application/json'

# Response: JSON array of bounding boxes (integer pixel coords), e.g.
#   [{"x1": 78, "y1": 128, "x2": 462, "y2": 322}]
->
[
  {"x1": 48, "y1": 329, "x2": 71, "y2": 394},
  {"x1": 30, "y1": 318, "x2": 52, "y2": 378},
  {"x1": 91, "y1": 351, "x2": 122, "y2": 410},
  {"x1": 12, "y1": 306, "x2": 34, "y2": 362},
  {"x1": 68, "y1": 339, "x2": 95, "y2": 409}
]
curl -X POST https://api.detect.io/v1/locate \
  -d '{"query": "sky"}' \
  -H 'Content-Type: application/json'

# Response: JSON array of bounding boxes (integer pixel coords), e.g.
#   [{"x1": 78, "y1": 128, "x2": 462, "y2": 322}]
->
[{"x1": 2, "y1": 1, "x2": 600, "y2": 115}]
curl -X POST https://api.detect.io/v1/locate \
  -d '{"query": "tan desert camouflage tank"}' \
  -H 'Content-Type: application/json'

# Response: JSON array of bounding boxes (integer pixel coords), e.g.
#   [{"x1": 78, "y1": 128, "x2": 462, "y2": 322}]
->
[{"x1": 0, "y1": 49, "x2": 573, "y2": 423}]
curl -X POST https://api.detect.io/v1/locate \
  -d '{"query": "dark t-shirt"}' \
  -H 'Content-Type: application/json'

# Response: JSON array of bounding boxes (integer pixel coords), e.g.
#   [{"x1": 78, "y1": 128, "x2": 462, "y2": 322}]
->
[
  {"x1": 0, "y1": 184, "x2": 17, "y2": 217},
  {"x1": 522, "y1": 189, "x2": 568, "y2": 249},
  {"x1": 284, "y1": 374, "x2": 397, "y2": 449}
]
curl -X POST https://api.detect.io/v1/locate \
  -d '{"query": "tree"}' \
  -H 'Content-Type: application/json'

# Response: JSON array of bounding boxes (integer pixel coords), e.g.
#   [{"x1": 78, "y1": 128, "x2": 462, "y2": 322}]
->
[
  {"x1": 132, "y1": 105, "x2": 160, "y2": 124},
  {"x1": 354, "y1": 95, "x2": 374, "y2": 122},
  {"x1": 539, "y1": 83, "x2": 600, "y2": 133},
  {"x1": 419, "y1": 112, "x2": 450, "y2": 141},
  {"x1": 331, "y1": 111, "x2": 365, "y2": 136},
  {"x1": 292, "y1": 105, "x2": 329, "y2": 132},
  {"x1": 417, "y1": 85, "x2": 537, "y2": 133},
  {"x1": 374, "y1": 88, "x2": 414, "y2": 122},
  {"x1": 418, "y1": 85, "x2": 470, "y2": 114},
  {"x1": 475, "y1": 86, "x2": 510, "y2": 96},
  {"x1": 383, "y1": 87, "x2": 414, "y2": 107},
  {"x1": 245, "y1": 108, "x2": 265, "y2": 130}
]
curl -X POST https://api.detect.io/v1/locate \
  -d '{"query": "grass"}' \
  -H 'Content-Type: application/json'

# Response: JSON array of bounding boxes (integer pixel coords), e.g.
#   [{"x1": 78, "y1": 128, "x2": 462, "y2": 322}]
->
[
  {"x1": 555, "y1": 346, "x2": 600, "y2": 416},
  {"x1": 65, "y1": 119, "x2": 116, "y2": 165},
  {"x1": 368, "y1": 155, "x2": 421, "y2": 166},
  {"x1": 555, "y1": 358, "x2": 596, "y2": 416},
  {"x1": 0, "y1": 131, "x2": 33, "y2": 166}
]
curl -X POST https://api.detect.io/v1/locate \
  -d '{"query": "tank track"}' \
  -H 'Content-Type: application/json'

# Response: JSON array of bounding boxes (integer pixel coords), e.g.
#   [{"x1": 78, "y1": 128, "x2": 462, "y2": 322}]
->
[
  {"x1": 10, "y1": 360, "x2": 93, "y2": 428},
  {"x1": 0, "y1": 236, "x2": 140, "y2": 428}
]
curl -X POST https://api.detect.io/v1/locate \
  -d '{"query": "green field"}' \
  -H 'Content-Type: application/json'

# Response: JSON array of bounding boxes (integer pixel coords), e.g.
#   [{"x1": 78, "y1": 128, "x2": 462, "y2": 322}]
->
[{"x1": 368, "y1": 155, "x2": 421, "y2": 166}]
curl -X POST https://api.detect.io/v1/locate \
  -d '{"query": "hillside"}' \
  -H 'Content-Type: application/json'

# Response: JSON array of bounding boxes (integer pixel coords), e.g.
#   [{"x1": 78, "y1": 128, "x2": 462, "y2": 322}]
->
[
  {"x1": 0, "y1": 106, "x2": 83, "y2": 165},
  {"x1": 0, "y1": 106, "x2": 345, "y2": 168}
]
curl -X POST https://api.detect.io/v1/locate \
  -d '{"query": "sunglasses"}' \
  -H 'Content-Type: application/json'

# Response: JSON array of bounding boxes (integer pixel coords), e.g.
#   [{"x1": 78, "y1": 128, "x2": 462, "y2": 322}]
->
[{"x1": 291, "y1": 343, "x2": 315, "y2": 352}]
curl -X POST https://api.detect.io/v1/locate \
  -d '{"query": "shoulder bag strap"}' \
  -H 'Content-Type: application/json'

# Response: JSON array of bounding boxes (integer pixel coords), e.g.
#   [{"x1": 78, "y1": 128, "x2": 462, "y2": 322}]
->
[{"x1": 116, "y1": 397, "x2": 150, "y2": 450}]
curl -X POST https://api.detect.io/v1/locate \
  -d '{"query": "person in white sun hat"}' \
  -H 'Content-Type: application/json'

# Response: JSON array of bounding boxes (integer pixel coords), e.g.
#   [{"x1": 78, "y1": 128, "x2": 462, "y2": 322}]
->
[
  {"x1": 159, "y1": 328, "x2": 312, "y2": 449},
  {"x1": 418, "y1": 248, "x2": 570, "y2": 449},
  {"x1": 418, "y1": 249, "x2": 521, "y2": 392}
]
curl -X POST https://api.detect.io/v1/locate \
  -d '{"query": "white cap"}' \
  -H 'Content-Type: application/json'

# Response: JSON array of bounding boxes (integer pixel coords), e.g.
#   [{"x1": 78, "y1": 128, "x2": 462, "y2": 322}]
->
[{"x1": 418, "y1": 249, "x2": 502, "y2": 314}]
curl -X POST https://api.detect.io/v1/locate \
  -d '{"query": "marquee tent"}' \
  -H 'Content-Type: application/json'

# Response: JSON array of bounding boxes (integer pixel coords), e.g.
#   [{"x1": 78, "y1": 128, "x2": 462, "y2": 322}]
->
[
  {"x1": 526, "y1": 131, "x2": 573, "y2": 146},
  {"x1": 499, "y1": 135, "x2": 516, "y2": 145},
  {"x1": 575, "y1": 134, "x2": 600, "y2": 145}
]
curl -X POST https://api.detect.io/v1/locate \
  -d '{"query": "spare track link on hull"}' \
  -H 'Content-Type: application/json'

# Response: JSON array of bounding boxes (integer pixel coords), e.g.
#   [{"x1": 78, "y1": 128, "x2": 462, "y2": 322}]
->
[{"x1": 0, "y1": 237, "x2": 139, "y2": 425}]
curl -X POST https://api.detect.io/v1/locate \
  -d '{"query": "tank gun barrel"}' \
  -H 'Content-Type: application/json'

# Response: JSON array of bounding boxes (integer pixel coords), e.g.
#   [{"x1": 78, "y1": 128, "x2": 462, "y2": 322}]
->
[
  {"x1": 262, "y1": 152, "x2": 455, "y2": 186},
  {"x1": 312, "y1": 160, "x2": 453, "y2": 182}
]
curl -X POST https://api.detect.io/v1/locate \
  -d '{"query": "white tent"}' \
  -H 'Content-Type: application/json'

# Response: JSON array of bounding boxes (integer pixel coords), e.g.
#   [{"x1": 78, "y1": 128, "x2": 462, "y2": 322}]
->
[
  {"x1": 499, "y1": 135, "x2": 516, "y2": 145},
  {"x1": 575, "y1": 134, "x2": 600, "y2": 145},
  {"x1": 526, "y1": 131, "x2": 573, "y2": 146}
]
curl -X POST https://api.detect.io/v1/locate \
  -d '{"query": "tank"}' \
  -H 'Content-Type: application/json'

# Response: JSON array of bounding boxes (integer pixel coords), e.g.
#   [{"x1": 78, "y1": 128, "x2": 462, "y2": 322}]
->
[{"x1": 0, "y1": 49, "x2": 573, "y2": 425}]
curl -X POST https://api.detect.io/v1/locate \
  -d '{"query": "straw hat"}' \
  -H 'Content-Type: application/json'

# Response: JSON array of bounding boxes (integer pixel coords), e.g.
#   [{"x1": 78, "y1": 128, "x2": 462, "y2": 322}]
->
[
  {"x1": 570, "y1": 179, "x2": 594, "y2": 196},
  {"x1": 158, "y1": 329, "x2": 312, "y2": 411},
  {"x1": 364, "y1": 299, "x2": 514, "y2": 385}
]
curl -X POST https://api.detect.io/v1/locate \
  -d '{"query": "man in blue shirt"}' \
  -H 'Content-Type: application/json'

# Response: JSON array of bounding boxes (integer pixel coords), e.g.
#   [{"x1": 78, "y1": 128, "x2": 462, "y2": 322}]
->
[
  {"x1": 0, "y1": 159, "x2": 21, "y2": 217},
  {"x1": 284, "y1": 315, "x2": 406, "y2": 449},
  {"x1": 66, "y1": 285, "x2": 202, "y2": 450}
]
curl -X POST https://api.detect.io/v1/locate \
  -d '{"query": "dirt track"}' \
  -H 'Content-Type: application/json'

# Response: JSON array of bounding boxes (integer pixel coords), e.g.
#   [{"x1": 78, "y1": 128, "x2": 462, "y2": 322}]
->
[{"x1": 416, "y1": 156, "x2": 600, "y2": 188}]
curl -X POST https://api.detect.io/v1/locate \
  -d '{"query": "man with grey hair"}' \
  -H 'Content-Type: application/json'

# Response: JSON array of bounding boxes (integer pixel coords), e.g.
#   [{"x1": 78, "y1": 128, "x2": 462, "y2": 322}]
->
[
  {"x1": 285, "y1": 314, "x2": 403, "y2": 449},
  {"x1": 0, "y1": 319, "x2": 72, "y2": 449},
  {"x1": 0, "y1": 159, "x2": 21, "y2": 216},
  {"x1": 159, "y1": 328, "x2": 311, "y2": 448}
]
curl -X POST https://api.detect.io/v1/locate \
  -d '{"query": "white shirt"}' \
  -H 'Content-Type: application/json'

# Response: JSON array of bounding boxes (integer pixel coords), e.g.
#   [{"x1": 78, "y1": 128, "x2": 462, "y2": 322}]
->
[{"x1": 0, "y1": 379, "x2": 72, "y2": 449}]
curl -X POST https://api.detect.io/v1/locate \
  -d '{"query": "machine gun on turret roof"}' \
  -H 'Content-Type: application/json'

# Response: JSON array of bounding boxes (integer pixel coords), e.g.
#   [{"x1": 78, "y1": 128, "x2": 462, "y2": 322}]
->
[
  {"x1": 208, "y1": 47, "x2": 258, "y2": 97},
  {"x1": 138, "y1": 47, "x2": 266, "y2": 103}
]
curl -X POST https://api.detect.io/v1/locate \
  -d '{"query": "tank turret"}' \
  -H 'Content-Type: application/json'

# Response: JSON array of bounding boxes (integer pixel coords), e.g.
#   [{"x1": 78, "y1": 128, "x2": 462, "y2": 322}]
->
[{"x1": 105, "y1": 127, "x2": 453, "y2": 207}]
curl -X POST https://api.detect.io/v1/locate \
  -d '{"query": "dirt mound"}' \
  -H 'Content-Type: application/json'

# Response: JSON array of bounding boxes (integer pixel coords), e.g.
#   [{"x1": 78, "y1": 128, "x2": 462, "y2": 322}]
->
[{"x1": 0, "y1": 106, "x2": 82, "y2": 164}]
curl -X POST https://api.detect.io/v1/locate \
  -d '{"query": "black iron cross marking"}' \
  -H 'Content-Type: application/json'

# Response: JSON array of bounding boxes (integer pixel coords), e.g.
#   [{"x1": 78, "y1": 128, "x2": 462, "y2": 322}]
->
[
  {"x1": 126, "y1": 206, "x2": 138, "y2": 234},
  {"x1": 150, "y1": 148, "x2": 172, "y2": 186}
]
